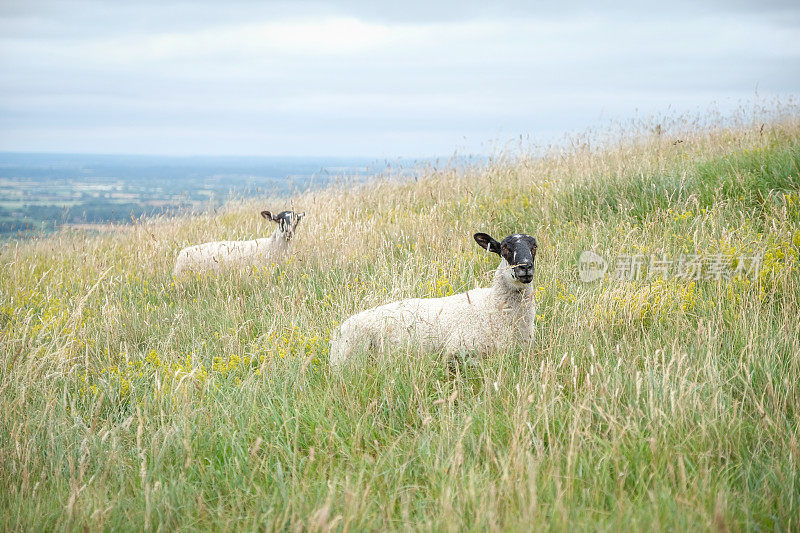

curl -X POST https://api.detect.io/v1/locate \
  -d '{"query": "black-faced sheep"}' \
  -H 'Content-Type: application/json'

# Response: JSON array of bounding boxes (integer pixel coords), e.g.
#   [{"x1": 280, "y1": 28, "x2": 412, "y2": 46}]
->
[
  {"x1": 173, "y1": 210, "x2": 305, "y2": 277},
  {"x1": 330, "y1": 232, "x2": 538, "y2": 367}
]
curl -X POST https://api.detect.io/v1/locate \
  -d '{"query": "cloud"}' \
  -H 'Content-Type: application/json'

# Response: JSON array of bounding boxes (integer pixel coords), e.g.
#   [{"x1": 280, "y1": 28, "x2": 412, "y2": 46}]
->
[
  {"x1": 82, "y1": 17, "x2": 396, "y2": 62},
  {"x1": 0, "y1": 2, "x2": 798, "y2": 155}
]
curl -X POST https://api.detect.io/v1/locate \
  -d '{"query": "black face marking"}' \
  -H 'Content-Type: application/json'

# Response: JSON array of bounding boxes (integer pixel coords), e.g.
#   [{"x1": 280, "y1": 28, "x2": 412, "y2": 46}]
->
[
  {"x1": 261, "y1": 209, "x2": 305, "y2": 239},
  {"x1": 274, "y1": 211, "x2": 293, "y2": 232},
  {"x1": 474, "y1": 232, "x2": 538, "y2": 284}
]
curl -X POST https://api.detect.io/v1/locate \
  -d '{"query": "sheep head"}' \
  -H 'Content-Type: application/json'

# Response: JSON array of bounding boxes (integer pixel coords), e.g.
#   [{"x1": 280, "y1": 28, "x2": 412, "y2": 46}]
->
[
  {"x1": 474, "y1": 232, "x2": 537, "y2": 285},
  {"x1": 261, "y1": 210, "x2": 305, "y2": 242}
]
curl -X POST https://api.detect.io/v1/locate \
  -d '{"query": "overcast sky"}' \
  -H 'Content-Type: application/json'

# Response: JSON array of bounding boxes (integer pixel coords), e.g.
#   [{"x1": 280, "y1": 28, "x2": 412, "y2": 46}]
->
[{"x1": 1, "y1": 1, "x2": 798, "y2": 157}]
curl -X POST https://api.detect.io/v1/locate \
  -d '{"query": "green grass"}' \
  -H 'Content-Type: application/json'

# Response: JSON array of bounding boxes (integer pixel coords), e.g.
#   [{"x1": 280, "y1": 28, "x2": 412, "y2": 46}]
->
[{"x1": 1, "y1": 110, "x2": 799, "y2": 531}]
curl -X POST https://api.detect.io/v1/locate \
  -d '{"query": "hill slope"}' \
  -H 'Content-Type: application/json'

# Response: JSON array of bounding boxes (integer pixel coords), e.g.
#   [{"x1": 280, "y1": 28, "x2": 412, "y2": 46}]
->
[{"x1": 2, "y1": 109, "x2": 799, "y2": 530}]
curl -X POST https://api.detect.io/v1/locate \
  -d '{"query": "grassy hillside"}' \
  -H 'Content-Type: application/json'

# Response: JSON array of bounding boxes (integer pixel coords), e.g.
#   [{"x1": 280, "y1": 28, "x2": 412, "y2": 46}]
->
[{"x1": 2, "y1": 109, "x2": 799, "y2": 530}]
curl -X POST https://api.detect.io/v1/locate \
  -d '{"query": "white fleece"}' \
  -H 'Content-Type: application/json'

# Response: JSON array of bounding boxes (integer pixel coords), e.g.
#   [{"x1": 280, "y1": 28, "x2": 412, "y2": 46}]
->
[
  {"x1": 173, "y1": 227, "x2": 290, "y2": 277},
  {"x1": 330, "y1": 258, "x2": 536, "y2": 367}
]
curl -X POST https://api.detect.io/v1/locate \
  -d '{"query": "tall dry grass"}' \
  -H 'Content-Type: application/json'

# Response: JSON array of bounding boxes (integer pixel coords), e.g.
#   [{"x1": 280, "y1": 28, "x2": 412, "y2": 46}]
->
[{"x1": 1, "y1": 103, "x2": 799, "y2": 530}]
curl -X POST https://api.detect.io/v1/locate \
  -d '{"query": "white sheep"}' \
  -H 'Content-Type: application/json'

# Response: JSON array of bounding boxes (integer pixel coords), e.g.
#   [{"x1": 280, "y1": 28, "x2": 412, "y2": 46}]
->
[
  {"x1": 173, "y1": 209, "x2": 305, "y2": 278},
  {"x1": 330, "y1": 232, "x2": 538, "y2": 367}
]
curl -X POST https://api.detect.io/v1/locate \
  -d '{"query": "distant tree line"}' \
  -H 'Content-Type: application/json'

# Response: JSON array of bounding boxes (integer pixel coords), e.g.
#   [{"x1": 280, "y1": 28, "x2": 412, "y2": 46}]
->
[{"x1": 0, "y1": 200, "x2": 190, "y2": 236}]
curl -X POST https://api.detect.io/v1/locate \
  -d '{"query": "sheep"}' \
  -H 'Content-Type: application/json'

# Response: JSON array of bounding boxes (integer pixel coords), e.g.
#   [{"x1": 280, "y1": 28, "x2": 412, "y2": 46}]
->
[
  {"x1": 330, "y1": 231, "x2": 538, "y2": 367},
  {"x1": 173, "y1": 209, "x2": 305, "y2": 278}
]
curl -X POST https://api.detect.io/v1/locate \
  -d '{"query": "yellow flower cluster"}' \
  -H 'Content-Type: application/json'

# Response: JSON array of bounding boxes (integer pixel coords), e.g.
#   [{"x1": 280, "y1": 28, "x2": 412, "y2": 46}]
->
[
  {"x1": 421, "y1": 276, "x2": 454, "y2": 298},
  {"x1": 591, "y1": 279, "x2": 698, "y2": 328},
  {"x1": 2, "y1": 287, "x2": 77, "y2": 342},
  {"x1": 756, "y1": 237, "x2": 799, "y2": 299},
  {"x1": 73, "y1": 328, "x2": 327, "y2": 400},
  {"x1": 261, "y1": 325, "x2": 325, "y2": 361}
]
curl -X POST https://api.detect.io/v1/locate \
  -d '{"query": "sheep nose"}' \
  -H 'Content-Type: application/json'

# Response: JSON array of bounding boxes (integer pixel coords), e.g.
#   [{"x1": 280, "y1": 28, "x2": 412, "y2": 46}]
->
[{"x1": 515, "y1": 265, "x2": 534, "y2": 283}]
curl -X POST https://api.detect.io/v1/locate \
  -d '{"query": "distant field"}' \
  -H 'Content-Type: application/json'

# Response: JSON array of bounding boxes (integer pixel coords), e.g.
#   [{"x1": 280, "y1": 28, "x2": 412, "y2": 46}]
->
[
  {"x1": 0, "y1": 154, "x2": 384, "y2": 236},
  {"x1": 1, "y1": 109, "x2": 798, "y2": 530}
]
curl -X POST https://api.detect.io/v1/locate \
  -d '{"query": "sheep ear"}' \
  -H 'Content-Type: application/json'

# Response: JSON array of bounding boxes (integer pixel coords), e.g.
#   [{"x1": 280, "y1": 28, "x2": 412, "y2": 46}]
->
[
  {"x1": 261, "y1": 210, "x2": 275, "y2": 222},
  {"x1": 474, "y1": 233, "x2": 501, "y2": 254},
  {"x1": 528, "y1": 237, "x2": 538, "y2": 254},
  {"x1": 296, "y1": 211, "x2": 305, "y2": 219}
]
